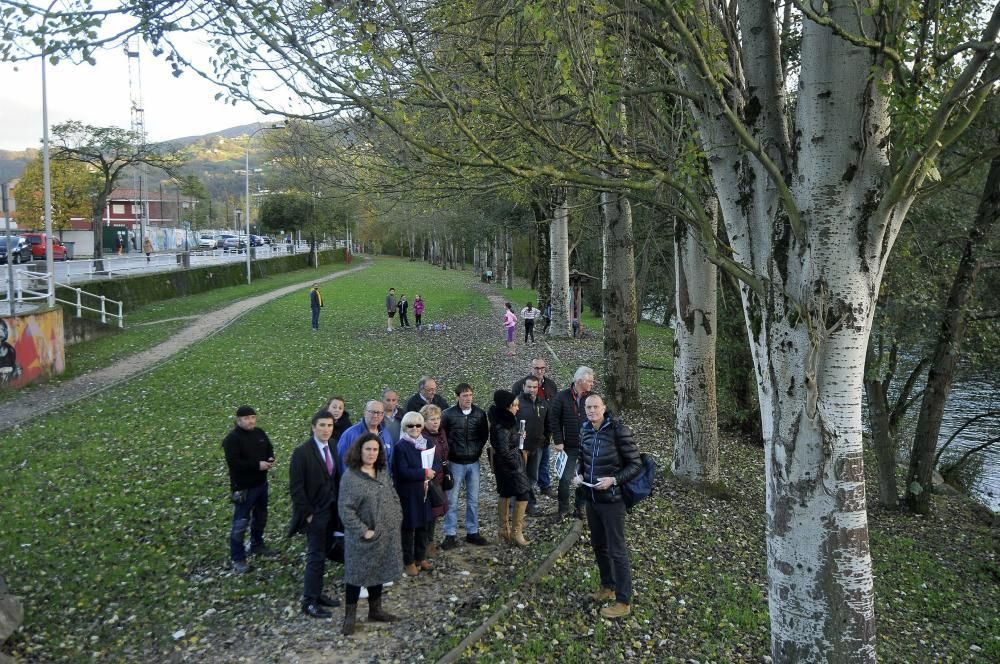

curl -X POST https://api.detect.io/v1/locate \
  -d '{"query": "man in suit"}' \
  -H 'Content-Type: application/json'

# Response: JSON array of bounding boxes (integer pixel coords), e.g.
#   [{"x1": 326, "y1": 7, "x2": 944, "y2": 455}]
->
[
  {"x1": 288, "y1": 410, "x2": 342, "y2": 618},
  {"x1": 403, "y1": 376, "x2": 450, "y2": 414}
]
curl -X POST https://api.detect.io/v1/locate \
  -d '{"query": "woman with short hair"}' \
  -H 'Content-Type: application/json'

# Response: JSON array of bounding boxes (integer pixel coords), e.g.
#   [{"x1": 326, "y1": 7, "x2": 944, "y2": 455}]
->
[
  {"x1": 419, "y1": 404, "x2": 449, "y2": 557},
  {"x1": 338, "y1": 433, "x2": 403, "y2": 635},
  {"x1": 393, "y1": 411, "x2": 440, "y2": 576}
]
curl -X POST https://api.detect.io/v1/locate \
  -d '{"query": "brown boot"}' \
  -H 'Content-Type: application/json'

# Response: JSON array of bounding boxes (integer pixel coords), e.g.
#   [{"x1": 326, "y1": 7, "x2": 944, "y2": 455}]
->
[
  {"x1": 418, "y1": 559, "x2": 434, "y2": 571},
  {"x1": 342, "y1": 603, "x2": 357, "y2": 635},
  {"x1": 512, "y1": 501, "x2": 531, "y2": 546},
  {"x1": 600, "y1": 602, "x2": 631, "y2": 619},
  {"x1": 404, "y1": 563, "x2": 419, "y2": 576},
  {"x1": 426, "y1": 542, "x2": 438, "y2": 558},
  {"x1": 497, "y1": 496, "x2": 511, "y2": 543},
  {"x1": 368, "y1": 596, "x2": 399, "y2": 623}
]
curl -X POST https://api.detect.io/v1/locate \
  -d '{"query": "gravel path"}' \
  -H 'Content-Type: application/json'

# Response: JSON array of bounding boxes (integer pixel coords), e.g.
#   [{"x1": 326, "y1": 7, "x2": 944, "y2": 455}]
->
[{"x1": 0, "y1": 261, "x2": 371, "y2": 432}]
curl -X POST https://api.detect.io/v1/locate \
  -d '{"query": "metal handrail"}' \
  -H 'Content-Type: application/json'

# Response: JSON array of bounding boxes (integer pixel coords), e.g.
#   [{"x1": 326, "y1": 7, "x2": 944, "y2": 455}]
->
[{"x1": 2, "y1": 268, "x2": 124, "y2": 328}]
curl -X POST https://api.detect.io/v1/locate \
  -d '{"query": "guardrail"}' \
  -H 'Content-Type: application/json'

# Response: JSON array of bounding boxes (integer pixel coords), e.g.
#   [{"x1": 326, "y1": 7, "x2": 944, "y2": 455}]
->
[{"x1": 1, "y1": 268, "x2": 123, "y2": 327}]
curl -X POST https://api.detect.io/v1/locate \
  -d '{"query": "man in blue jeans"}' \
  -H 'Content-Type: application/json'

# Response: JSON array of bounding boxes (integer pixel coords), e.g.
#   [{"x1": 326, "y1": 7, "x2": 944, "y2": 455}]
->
[
  {"x1": 222, "y1": 405, "x2": 276, "y2": 573},
  {"x1": 440, "y1": 384, "x2": 491, "y2": 548}
]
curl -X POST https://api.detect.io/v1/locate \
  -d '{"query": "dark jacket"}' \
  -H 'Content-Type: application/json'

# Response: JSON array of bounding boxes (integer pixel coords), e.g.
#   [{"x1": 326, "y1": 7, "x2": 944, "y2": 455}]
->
[
  {"x1": 549, "y1": 386, "x2": 588, "y2": 449},
  {"x1": 287, "y1": 437, "x2": 339, "y2": 536},
  {"x1": 515, "y1": 394, "x2": 550, "y2": 451},
  {"x1": 404, "y1": 392, "x2": 449, "y2": 415},
  {"x1": 512, "y1": 375, "x2": 559, "y2": 403},
  {"x1": 488, "y1": 406, "x2": 532, "y2": 498},
  {"x1": 222, "y1": 426, "x2": 274, "y2": 491},
  {"x1": 423, "y1": 427, "x2": 450, "y2": 518},
  {"x1": 441, "y1": 404, "x2": 490, "y2": 463},
  {"x1": 333, "y1": 411, "x2": 353, "y2": 444},
  {"x1": 309, "y1": 289, "x2": 323, "y2": 310},
  {"x1": 392, "y1": 435, "x2": 440, "y2": 529},
  {"x1": 577, "y1": 415, "x2": 642, "y2": 504}
]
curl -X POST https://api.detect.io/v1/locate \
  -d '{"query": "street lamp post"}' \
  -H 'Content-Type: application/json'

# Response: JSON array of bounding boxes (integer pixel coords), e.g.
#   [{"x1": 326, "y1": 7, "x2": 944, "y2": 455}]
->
[
  {"x1": 41, "y1": 0, "x2": 59, "y2": 307},
  {"x1": 242, "y1": 124, "x2": 283, "y2": 285}
]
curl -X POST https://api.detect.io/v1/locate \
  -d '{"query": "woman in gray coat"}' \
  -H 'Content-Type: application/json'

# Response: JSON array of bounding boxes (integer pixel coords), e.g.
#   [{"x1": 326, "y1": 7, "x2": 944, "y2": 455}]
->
[{"x1": 338, "y1": 433, "x2": 404, "y2": 635}]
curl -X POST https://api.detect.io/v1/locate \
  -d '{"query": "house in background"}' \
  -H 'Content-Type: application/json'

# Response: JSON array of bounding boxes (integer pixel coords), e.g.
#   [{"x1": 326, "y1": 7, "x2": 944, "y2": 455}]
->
[{"x1": 99, "y1": 188, "x2": 199, "y2": 230}]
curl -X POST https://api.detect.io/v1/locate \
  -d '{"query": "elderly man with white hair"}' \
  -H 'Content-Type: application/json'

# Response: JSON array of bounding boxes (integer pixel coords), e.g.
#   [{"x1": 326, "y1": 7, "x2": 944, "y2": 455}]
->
[{"x1": 548, "y1": 366, "x2": 595, "y2": 519}]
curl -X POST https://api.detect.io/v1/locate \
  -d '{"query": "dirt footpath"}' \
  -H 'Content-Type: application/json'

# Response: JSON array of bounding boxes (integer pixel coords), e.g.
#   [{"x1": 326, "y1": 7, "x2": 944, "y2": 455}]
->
[{"x1": 0, "y1": 262, "x2": 371, "y2": 432}]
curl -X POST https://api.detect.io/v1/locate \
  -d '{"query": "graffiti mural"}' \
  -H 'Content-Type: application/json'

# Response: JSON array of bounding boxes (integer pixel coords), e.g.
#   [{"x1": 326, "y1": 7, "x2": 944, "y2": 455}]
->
[{"x1": 0, "y1": 309, "x2": 65, "y2": 389}]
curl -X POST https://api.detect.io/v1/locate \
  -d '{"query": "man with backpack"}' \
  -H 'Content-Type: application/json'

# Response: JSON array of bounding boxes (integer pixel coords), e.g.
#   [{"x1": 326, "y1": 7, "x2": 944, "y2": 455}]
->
[{"x1": 572, "y1": 394, "x2": 642, "y2": 619}]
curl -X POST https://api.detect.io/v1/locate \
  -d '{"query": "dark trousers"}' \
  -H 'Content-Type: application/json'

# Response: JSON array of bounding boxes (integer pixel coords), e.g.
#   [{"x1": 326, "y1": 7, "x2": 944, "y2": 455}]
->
[
  {"x1": 542, "y1": 316, "x2": 551, "y2": 334},
  {"x1": 524, "y1": 319, "x2": 535, "y2": 342},
  {"x1": 401, "y1": 525, "x2": 427, "y2": 564},
  {"x1": 538, "y1": 444, "x2": 551, "y2": 490},
  {"x1": 557, "y1": 447, "x2": 583, "y2": 514},
  {"x1": 525, "y1": 448, "x2": 543, "y2": 507},
  {"x1": 346, "y1": 583, "x2": 383, "y2": 605},
  {"x1": 415, "y1": 314, "x2": 422, "y2": 328},
  {"x1": 586, "y1": 500, "x2": 632, "y2": 603},
  {"x1": 311, "y1": 306, "x2": 320, "y2": 330},
  {"x1": 229, "y1": 482, "x2": 268, "y2": 562},
  {"x1": 400, "y1": 309, "x2": 410, "y2": 326},
  {"x1": 302, "y1": 505, "x2": 336, "y2": 604}
]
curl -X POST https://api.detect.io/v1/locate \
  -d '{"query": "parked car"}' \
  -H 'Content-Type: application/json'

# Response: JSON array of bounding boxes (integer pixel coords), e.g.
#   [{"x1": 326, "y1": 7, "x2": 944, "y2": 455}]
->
[
  {"x1": 20, "y1": 232, "x2": 68, "y2": 261},
  {"x1": 222, "y1": 236, "x2": 246, "y2": 252},
  {"x1": 249, "y1": 234, "x2": 265, "y2": 247},
  {"x1": 214, "y1": 234, "x2": 235, "y2": 248},
  {"x1": 198, "y1": 233, "x2": 218, "y2": 249},
  {"x1": 0, "y1": 235, "x2": 33, "y2": 264}
]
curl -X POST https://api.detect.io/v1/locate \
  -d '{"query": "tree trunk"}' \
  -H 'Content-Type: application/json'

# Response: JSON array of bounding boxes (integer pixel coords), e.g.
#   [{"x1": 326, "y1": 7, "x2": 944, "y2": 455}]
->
[
  {"x1": 905, "y1": 144, "x2": 1000, "y2": 514},
  {"x1": 549, "y1": 189, "x2": 572, "y2": 337},
  {"x1": 863, "y1": 334, "x2": 899, "y2": 510},
  {"x1": 600, "y1": 189, "x2": 640, "y2": 409},
  {"x1": 532, "y1": 199, "x2": 553, "y2": 308},
  {"x1": 504, "y1": 227, "x2": 513, "y2": 289},
  {"x1": 672, "y1": 206, "x2": 719, "y2": 484}
]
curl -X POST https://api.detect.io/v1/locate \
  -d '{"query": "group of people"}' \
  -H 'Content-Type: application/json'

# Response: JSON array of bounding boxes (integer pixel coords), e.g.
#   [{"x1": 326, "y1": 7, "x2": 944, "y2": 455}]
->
[
  {"x1": 222, "y1": 362, "x2": 643, "y2": 635},
  {"x1": 385, "y1": 288, "x2": 425, "y2": 331},
  {"x1": 502, "y1": 301, "x2": 552, "y2": 354}
]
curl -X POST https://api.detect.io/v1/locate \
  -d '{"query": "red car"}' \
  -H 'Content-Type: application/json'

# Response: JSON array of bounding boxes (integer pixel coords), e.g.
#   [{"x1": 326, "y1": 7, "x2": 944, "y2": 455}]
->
[{"x1": 20, "y1": 232, "x2": 68, "y2": 261}]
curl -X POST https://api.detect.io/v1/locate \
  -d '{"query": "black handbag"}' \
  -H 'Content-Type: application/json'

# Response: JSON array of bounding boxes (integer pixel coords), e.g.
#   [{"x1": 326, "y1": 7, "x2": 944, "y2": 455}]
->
[
  {"x1": 441, "y1": 465, "x2": 454, "y2": 491},
  {"x1": 427, "y1": 481, "x2": 447, "y2": 508}
]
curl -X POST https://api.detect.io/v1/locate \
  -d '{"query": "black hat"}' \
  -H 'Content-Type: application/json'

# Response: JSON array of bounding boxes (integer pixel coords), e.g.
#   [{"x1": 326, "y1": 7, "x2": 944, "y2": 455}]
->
[
  {"x1": 492, "y1": 389, "x2": 516, "y2": 411},
  {"x1": 236, "y1": 405, "x2": 256, "y2": 417}
]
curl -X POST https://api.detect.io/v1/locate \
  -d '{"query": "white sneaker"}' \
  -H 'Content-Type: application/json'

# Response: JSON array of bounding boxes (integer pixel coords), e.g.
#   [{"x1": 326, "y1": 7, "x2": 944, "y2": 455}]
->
[{"x1": 359, "y1": 586, "x2": 369, "y2": 599}]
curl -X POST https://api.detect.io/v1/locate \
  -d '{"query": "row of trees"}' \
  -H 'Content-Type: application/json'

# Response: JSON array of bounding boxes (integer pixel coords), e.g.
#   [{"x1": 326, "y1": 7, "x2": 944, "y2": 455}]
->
[{"x1": 5, "y1": 0, "x2": 998, "y2": 660}]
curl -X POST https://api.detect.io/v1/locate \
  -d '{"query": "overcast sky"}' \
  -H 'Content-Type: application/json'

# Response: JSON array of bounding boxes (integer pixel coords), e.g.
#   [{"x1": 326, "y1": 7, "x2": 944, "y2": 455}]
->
[{"x1": 0, "y1": 38, "x2": 267, "y2": 151}]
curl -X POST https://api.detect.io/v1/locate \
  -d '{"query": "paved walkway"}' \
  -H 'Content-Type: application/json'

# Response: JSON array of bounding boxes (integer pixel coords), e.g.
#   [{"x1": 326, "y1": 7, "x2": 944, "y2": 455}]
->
[{"x1": 0, "y1": 261, "x2": 370, "y2": 432}]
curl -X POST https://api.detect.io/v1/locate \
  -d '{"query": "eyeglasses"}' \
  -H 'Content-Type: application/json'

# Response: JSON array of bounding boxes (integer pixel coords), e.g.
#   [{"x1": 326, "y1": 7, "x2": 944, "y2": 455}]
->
[
  {"x1": 533, "y1": 366, "x2": 546, "y2": 371},
  {"x1": 365, "y1": 409, "x2": 385, "y2": 415},
  {"x1": 405, "y1": 423, "x2": 423, "y2": 429}
]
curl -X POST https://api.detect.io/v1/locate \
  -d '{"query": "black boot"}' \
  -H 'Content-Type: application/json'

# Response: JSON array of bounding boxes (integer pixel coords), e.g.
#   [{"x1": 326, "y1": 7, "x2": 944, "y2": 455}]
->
[
  {"x1": 342, "y1": 603, "x2": 357, "y2": 636},
  {"x1": 368, "y1": 595, "x2": 399, "y2": 622}
]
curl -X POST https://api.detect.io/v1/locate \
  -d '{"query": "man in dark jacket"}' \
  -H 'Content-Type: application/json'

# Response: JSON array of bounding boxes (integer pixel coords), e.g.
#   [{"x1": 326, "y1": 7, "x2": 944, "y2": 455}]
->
[
  {"x1": 516, "y1": 377, "x2": 551, "y2": 516},
  {"x1": 512, "y1": 358, "x2": 559, "y2": 497},
  {"x1": 309, "y1": 283, "x2": 323, "y2": 331},
  {"x1": 549, "y1": 366, "x2": 594, "y2": 518},
  {"x1": 222, "y1": 405, "x2": 275, "y2": 574},
  {"x1": 288, "y1": 410, "x2": 342, "y2": 618},
  {"x1": 404, "y1": 376, "x2": 450, "y2": 414},
  {"x1": 439, "y1": 383, "x2": 490, "y2": 549},
  {"x1": 572, "y1": 394, "x2": 642, "y2": 619}
]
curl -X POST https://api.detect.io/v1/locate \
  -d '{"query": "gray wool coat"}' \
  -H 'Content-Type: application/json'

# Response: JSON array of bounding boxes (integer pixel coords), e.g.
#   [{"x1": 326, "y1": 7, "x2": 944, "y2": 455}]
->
[{"x1": 338, "y1": 467, "x2": 403, "y2": 588}]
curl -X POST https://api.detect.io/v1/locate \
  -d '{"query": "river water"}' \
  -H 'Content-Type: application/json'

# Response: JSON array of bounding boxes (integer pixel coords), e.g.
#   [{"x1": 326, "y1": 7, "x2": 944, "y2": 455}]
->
[{"x1": 935, "y1": 374, "x2": 999, "y2": 512}]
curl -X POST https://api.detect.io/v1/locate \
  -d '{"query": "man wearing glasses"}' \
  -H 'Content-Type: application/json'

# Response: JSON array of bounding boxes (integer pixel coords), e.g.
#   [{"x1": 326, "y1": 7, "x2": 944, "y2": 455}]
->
[
  {"x1": 336, "y1": 400, "x2": 396, "y2": 474},
  {"x1": 513, "y1": 359, "x2": 559, "y2": 498}
]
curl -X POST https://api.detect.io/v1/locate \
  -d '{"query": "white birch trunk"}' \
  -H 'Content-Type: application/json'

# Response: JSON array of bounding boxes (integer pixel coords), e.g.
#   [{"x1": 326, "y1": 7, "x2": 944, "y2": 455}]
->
[
  {"x1": 672, "y1": 208, "x2": 719, "y2": 484},
  {"x1": 549, "y1": 190, "x2": 572, "y2": 337},
  {"x1": 504, "y1": 227, "x2": 513, "y2": 289}
]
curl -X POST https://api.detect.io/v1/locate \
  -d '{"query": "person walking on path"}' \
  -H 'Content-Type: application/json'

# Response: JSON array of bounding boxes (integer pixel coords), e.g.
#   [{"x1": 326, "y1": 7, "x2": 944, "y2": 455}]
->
[
  {"x1": 488, "y1": 390, "x2": 533, "y2": 546},
  {"x1": 222, "y1": 405, "x2": 276, "y2": 574},
  {"x1": 413, "y1": 295, "x2": 425, "y2": 329},
  {"x1": 309, "y1": 283, "x2": 324, "y2": 331},
  {"x1": 520, "y1": 302, "x2": 540, "y2": 343},
  {"x1": 572, "y1": 394, "x2": 642, "y2": 619},
  {"x1": 338, "y1": 433, "x2": 403, "y2": 635},
  {"x1": 385, "y1": 288, "x2": 397, "y2": 332},
  {"x1": 397, "y1": 293, "x2": 410, "y2": 327},
  {"x1": 287, "y1": 410, "x2": 342, "y2": 618},
  {"x1": 142, "y1": 236, "x2": 153, "y2": 263},
  {"x1": 502, "y1": 302, "x2": 518, "y2": 356}
]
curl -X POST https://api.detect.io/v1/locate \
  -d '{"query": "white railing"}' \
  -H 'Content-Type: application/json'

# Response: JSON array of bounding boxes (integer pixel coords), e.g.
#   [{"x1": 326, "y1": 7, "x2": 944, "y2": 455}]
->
[{"x1": 1, "y1": 268, "x2": 123, "y2": 327}]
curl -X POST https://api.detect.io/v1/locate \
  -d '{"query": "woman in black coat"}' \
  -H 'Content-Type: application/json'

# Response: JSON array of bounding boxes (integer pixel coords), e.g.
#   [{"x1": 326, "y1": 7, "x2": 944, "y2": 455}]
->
[
  {"x1": 488, "y1": 390, "x2": 532, "y2": 547},
  {"x1": 393, "y1": 411, "x2": 439, "y2": 575}
]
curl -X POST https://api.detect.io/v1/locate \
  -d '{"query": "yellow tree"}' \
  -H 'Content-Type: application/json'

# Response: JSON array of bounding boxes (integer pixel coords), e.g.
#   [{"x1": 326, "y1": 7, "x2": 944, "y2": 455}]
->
[{"x1": 14, "y1": 156, "x2": 96, "y2": 232}]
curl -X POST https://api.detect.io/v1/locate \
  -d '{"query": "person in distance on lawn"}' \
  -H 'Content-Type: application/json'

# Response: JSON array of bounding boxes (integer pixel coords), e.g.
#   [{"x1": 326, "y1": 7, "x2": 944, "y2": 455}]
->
[
  {"x1": 404, "y1": 375, "x2": 450, "y2": 414},
  {"x1": 419, "y1": 404, "x2": 449, "y2": 558},
  {"x1": 385, "y1": 288, "x2": 397, "y2": 332},
  {"x1": 512, "y1": 358, "x2": 559, "y2": 499},
  {"x1": 489, "y1": 390, "x2": 533, "y2": 546},
  {"x1": 393, "y1": 411, "x2": 439, "y2": 576},
  {"x1": 413, "y1": 294, "x2": 425, "y2": 329},
  {"x1": 309, "y1": 283, "x2": 323, "y2": 331},
  {"x1": 440, "y1": 383, "x2": 491, "y2": 549},
  {"x1": 572, "y1": 394, "x2": 642, "y2": 619},
  {"x1": 338, "y1": 433, "x2": 403, "y2": 635},
  {"x1": 550, "y1": 366, "x2": 595, "y2": 519},
  {"x1": 397, "y1": 293, "x2": 410, "y2": 327},
  {"x1": 222, "y1": 405, "x2": 276, "y2": 574},
  {"x1": 287, "y1": 410, "x2": 342, "y2": 618}
]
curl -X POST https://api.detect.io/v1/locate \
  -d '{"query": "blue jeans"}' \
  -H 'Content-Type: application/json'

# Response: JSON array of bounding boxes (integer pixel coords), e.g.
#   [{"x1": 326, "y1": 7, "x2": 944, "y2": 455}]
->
[
  {"x1": 557, "y1": 447, "x2": 583, "y2": 514},
  {"x1": 444, "y1": 460, "x2": 481, "y2": 536},
  {"x1": 229, "y1": 482, "x2": 269, "y2": 562},
  {"x1": 525, "y1": 448, "x2": 543, "y2": 507},
  {"x1": 311, "y1": 306, "x2": 320, "y2": 329},
  {"x1": 537, "y1": 444, "x2": 551, "y2": 490}
]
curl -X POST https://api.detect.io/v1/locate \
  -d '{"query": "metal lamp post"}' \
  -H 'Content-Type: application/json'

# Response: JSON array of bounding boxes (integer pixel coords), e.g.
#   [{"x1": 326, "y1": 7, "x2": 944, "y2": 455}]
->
[
  {"x1": 41, "y1": 0, "x2": 60, "y2": 307},
  {"x1": 243, "y1": 124, "x2": 284, "y2": 285}
]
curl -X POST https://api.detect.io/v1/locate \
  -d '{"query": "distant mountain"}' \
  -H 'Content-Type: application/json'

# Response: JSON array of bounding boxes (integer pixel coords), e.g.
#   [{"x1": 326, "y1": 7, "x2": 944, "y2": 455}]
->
[
  {"x1": 0, "y1": 148, "x2": 36, "y2": 183},
  {"x1": 159, "y1": 122, "x2": 268, "y2": 148}
]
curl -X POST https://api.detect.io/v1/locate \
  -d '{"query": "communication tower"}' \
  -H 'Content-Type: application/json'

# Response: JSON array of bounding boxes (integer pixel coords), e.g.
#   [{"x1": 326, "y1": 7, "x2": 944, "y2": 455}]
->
[{"x1": 125, "y1": 37, "x2": 148, "y2": 247}]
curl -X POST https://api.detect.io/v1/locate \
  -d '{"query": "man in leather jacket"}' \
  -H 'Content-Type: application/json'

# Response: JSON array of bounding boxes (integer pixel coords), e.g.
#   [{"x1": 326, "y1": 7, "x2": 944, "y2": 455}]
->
[{"x1": 439, "y1": 383, "x2": 490, "y2": 548}]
